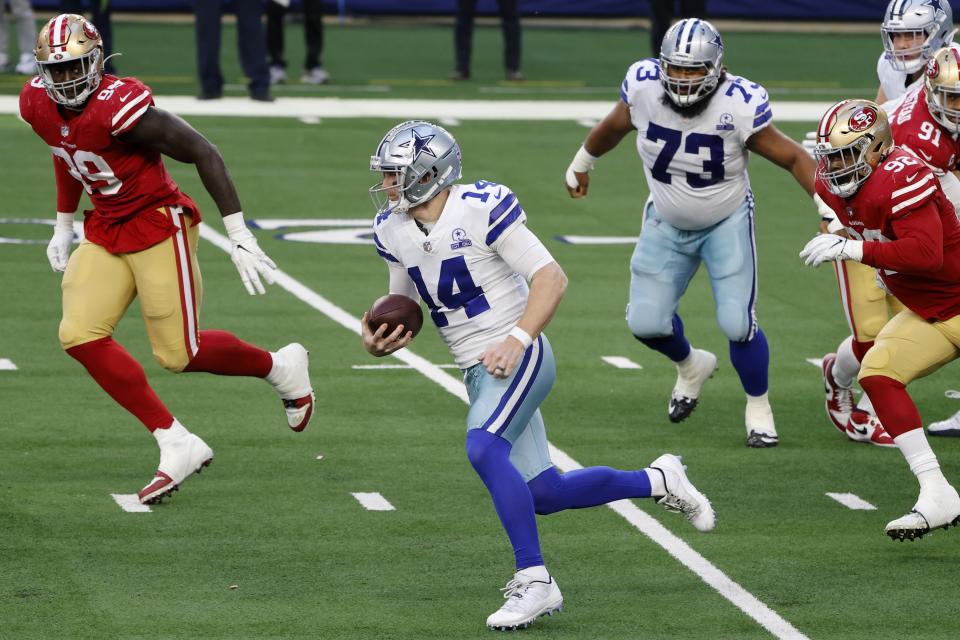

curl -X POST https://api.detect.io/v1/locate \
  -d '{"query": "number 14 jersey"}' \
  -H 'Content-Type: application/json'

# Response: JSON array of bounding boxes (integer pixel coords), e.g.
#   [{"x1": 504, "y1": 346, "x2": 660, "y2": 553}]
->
[
  {"x1": 373, "y1": 182, "x2": 551, "y2": 368},
  {"x1": 622, "y1": 59, "x2": 772, "y2": 230}
]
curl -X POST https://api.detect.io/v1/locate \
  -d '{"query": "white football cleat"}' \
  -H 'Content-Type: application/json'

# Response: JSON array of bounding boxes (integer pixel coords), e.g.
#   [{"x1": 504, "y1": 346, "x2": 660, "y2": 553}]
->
[
  {"x1": 486, "y1": 568, "x2": 563, "y2": 631},
  {"x1": 269, "y1": 64, "x2": 287, "y2": 85},
  {"x1": 745, "y1": 398, "x2": 778, "y2": 448},
  {"x1": 301, "y1": 66, "x2": 331, "y2": 85},
  {"x1": 845, "y1": 410, "x2": 896, "y2": 448},
  {"x1": 668, "y1": 349, "x2": 717, "y2": 423},
  {"x1": 886, "y1": 483, "x2": 960, "y2": 541},
  {"x1": 650, "y1": 453, "x2": 715, "y2": 532},
  {"x1": 138, "y1": 423, "x2": 213, "y2": 505},
  {"x1": 821, "y1": 352, "x2": 854, "y2": 434},
  {"x1": 928, "y1": 410, "x2": 960, "y2": 437},
  {"x1": 267, "y1": 343, "x2": 316, "y2": 432}
]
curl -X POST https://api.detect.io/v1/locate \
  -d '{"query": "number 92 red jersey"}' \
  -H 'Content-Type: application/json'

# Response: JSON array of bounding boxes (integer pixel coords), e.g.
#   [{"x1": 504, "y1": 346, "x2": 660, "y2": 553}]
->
[{"x1": 19, "y1": 74, "x2": 199, "y2": 253}]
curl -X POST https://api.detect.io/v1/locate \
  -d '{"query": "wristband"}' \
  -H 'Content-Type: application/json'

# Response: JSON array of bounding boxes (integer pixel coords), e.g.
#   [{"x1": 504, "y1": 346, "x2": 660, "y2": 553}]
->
[
  {"x1": 55, "y1": 211, "x2": 75, "y2": 227},
  {"x1": 509, "y1": 326, "x2": 533, "y2": 349},
  {"x1": 569, "y1": 145, "x2": 598, "y2": 173},
  {"x1": 826, "y1": 218, "x2": 844, "y2": 233},
  {"x1": 222, "y1": 211, "x2": 247, "y2": 236}
]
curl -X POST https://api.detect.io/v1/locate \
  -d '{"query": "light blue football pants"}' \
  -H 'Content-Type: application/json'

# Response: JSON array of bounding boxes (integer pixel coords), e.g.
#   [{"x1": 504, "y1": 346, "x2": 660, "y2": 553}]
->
[
  {"x1": 626, "y1": 194, "x2": 759, "y2": 342},
  {"x1": 464, "y1": 334, "x2": 555, "y2": 482}
]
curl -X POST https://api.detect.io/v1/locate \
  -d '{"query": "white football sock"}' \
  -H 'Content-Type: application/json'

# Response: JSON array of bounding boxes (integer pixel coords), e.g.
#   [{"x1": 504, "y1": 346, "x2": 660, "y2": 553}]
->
[
  {"x1": 746, "y1": 392, "x2": 770, "y2": 409},
  {"x1": 153, "y1": 418, "x2": 188, "y2": 444},
  {"x1": 518, "y1": 564, "x2": 550, "y2": 581},
  {"x1": 677, "y1": 348, "x2": 701, "y2": 376},
  {"x1": 856, "y1": 390, "x2": 875, "y2": 414},
  {"x1": 832, "y1": 336, "x2": 860, "y2": 389},
  {"x1": 647, "y1": 467, "x2": 667, "y2": 497},
  {"x1": 895, "y1": 428, "x2": 947, "y2": 489}
]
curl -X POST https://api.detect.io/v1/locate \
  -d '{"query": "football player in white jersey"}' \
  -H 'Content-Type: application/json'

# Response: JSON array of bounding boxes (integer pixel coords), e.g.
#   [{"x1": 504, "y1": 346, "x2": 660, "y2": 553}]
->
[
  {"x1": 564, "y1": 19, "x2": 816, "y2": 448},
  {"x1": 819, "y1": 0, "x2": 956, "y2": 444},
  {"x1": 362, "y1": 120, "x2": 715, "y2": 631}
]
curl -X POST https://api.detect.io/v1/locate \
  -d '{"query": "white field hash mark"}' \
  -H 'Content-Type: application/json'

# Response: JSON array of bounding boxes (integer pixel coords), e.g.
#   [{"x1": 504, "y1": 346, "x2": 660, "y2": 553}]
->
[
  {"x1": 111, "y1": 494, "x2": 151, "y2": 513},
  {"x1": 352, "y1": 492, "x2": 395, "y2": 511},
  {"x1": 198, "y1": 224, "x2": 809, "y2": 640},
  {"x1": 601, "y1": 356, "x2": 642, "y2": 370},
  {"x1": 825, "y1": 493, "x2": 877, "y2": 511},
  {"x1": 0, "y1": 358, "x2": 17, "y2": 370}
]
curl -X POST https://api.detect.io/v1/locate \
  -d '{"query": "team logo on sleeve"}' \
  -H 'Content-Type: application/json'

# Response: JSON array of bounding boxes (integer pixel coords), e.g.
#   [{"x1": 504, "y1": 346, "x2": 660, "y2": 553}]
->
[
  {"x1": 450, "y1": 227, "x2": 472, "y2": 250},
  {"x1": 848, "y1": 106, "x2": 878, "y2": 132},
  {"x1": 716, "y1": 112, "x2": 734, "y2": 131}
]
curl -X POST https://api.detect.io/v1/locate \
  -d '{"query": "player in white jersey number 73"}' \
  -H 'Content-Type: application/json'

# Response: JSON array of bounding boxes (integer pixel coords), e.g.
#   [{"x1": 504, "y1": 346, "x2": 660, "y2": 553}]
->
[
  {"x1": 565, "y1": 18, "x2": 816, "y2": 448},
  {"x1": 362, "y1": 120, "x2": 716, "y2": 631}
]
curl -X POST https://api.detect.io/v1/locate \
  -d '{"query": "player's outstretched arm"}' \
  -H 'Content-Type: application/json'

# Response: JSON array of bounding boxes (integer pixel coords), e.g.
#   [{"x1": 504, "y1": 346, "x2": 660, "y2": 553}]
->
[
  {"x1": 746, "y1": 123, "x2": 817, "y2": 196},
  {"x1": 120, "y1": 106, "x2": 277, "y2": 295},
  {"x1": 565, "y1": 100, "x2": 635, "y2": 198}
]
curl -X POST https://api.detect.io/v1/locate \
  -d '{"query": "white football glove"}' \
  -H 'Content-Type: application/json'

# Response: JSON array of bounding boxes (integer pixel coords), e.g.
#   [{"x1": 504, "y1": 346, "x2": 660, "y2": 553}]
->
[
  {"x1": 223, "y1": 212, "x2": 277, "y2": 295},
  {"x1": 801, "y1": 131, "x2": 817, "y2": 157},
  {"x1": 46, "y1": 211, "x2": 75, "y2": 273},
  {"x1": 799, "y1": 233, "x2": 864, "y2": 267}
]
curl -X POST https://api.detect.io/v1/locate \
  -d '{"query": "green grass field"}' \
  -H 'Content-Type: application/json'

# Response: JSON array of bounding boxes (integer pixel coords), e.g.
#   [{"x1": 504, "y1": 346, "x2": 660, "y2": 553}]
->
[{"x1": 2, "y1": 19, "x2": 959, "y2": 640}]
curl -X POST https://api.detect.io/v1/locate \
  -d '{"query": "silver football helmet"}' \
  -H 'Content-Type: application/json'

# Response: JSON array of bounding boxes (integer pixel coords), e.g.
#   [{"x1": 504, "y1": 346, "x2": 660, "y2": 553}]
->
[
  {"x1": 369, "y1": 120, "x2": 462, "y2": 214},
  {"x1": 882, "y1": 0, "x2": 956, "y2": 74},
  {"x1": 659, "y1": 18, "x2": 724, "y2": 107}
]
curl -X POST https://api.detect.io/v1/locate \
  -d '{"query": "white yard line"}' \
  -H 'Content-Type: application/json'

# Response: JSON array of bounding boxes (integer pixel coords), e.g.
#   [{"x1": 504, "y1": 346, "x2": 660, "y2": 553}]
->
[
  {"x1": 351, "y1": 492, "x2": 396, "y2": 511},
  {"x1": 0, "y1": 95, "x2": 831, "y2": 122},
  {"x1": 601, "y1": 356, "x2": 643, "y2": 370},
  {"x1": 197, "y1": 224, "x2": 809, "y2": 640},
  {"x1": 352, "y1": 363, "x2": 460, "y2": 370},
  {"x1": 825, "y1": 492, "x2": 877, "y2": 511},
  {"x1": 111, "y1": 494, "x2": 151, "y2": 513}
]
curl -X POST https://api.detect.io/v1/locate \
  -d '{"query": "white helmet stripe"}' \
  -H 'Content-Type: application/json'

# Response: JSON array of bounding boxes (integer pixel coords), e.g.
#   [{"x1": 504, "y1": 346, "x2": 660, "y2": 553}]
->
[
  {"x1": 818, "y1": 100, "x2": 850, "y2": 138},
  {"x1": 50, "y1": 14, "x2": 68, "y2": 47}
]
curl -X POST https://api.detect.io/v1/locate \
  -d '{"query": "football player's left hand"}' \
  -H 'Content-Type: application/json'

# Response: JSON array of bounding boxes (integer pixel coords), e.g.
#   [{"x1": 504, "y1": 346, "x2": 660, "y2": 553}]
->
[
  {"x1": 799, "y1": 233, "x2": 864, "y2": 267},
  {"x1": 46, "y1": 212, "x2": 75, "y2": 273},
  {"x1": 223, "y1": 212, "x2": 277, "y2": 295},
  {"x1": 481, "y1": 337, "x2": 526, "y2": 379}
]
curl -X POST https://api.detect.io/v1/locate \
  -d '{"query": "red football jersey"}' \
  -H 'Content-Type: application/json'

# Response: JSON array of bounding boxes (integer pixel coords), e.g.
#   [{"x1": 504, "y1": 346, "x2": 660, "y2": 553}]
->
[
  {"x1": 19, "y1": 74, "x2": 200, "y2": 254},
  {"x1": 890, "y1": 85, "x2": 960, "y2": 173},
  {"x1": 817, "y1": 148, "x2": 960, "y2": 321}
]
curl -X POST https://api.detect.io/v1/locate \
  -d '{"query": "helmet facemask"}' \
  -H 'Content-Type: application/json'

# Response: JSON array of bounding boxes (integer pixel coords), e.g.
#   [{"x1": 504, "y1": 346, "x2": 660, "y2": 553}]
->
[
  {"x1": 928, "y1": 84, "x2": 960, "y2": 133},
  {"x1": 659, "y1": 60, "x2": 720, "y2": 107},
  {"x1": 883, "y1": 27, "x2": 934, "y2": 73},
  {"x1": 815, "y1": 136, "x2": 878, "y2": 198},
  {"x1": 37, "y1": 48, "x2": 103, "y2": 108}
]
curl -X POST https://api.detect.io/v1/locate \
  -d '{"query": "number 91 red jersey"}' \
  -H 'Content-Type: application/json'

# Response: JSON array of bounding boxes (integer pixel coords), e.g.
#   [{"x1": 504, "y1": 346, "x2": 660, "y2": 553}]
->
[{"x1": 19, "y1": 74, "x2": 199, "y2": 253}]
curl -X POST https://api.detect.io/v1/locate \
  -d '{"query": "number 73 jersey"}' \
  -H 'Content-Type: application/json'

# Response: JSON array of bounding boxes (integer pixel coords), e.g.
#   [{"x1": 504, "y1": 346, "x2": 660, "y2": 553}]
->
[
  {"x1": 622, "y1": 59, "x2": 772, "y2": 230},
  {"x1": 372, "y1": 181, "x2": 537, "y2": 368}
]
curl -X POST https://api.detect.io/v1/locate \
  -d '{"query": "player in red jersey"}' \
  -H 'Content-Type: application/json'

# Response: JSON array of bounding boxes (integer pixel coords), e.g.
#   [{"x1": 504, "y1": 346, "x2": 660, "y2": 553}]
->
[
  {"x1": 19, "y1": 14, "x2": 316, "y2": 505},
  {"x1": 801, "y1": 99, "x2": 960, "y2": 541}
]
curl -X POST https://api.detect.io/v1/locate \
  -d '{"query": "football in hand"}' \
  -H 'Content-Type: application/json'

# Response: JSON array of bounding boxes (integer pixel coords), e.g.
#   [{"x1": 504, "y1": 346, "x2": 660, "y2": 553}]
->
[{"x1": 366, "y1": 294, "x2": 424, "y2": 339}]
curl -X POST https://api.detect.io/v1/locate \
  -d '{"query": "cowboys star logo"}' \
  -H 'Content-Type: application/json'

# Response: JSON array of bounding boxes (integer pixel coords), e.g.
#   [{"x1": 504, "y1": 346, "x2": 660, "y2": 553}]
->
[{"x1": 398, "y1": 129, "x2": 437, "y2": 162}]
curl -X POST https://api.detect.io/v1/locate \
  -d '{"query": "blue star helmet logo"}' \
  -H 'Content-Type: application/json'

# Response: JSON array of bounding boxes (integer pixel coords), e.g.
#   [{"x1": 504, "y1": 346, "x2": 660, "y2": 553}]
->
[
  {"x1": 711, "y1": 33, "x2": 723, "y2": 52},
  {"x1": 399, "y1": 128, "x2": 437, "y2": 162}
]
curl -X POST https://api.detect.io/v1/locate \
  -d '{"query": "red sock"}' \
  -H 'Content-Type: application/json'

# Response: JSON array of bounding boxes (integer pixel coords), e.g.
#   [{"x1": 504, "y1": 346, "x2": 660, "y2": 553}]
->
[
  {"x1": 851, "y1": 339, "x2": 874, "y2": 363},
  {"x1": 859, "y1": 375, "x2": 922, "y2": 438},
  {"x1": 66, "y1": 337, "x2": 174, "y2": 431},
  {"x1": 183, "y1": 330, "x2": 272, "y2": 377}
]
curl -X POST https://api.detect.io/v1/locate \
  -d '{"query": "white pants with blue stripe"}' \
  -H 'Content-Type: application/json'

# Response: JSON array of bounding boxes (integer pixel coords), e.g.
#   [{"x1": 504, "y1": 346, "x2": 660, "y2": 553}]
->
[
  {"x1": 626, "y1": 195, "x2": 759, "y2": 342},
  {"x1": 464, "y1": 334, "x2": 555, "y2": 482}
]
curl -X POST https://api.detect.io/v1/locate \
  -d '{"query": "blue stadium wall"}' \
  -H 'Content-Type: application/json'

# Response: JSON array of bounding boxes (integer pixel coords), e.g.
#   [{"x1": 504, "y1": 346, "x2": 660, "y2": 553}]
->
[{"x1": 30, "y1": 0, "x2": 960, "y2": 21}]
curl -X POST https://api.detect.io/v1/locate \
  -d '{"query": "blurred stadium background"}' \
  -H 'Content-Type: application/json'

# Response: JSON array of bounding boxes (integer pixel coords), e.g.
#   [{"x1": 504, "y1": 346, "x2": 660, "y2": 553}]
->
[{"x1": 2, "y1": 2, "x2": 959, "y2": 639}]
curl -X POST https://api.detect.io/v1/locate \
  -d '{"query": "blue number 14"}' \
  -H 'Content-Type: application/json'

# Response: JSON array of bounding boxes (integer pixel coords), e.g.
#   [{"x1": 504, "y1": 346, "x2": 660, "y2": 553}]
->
[{"x1": 407, "y1": 255, "x2": 490, "y2": 327}]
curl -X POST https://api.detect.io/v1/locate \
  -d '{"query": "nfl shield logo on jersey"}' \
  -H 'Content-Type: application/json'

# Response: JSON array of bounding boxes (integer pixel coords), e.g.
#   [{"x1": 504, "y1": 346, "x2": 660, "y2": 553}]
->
[
  {"x1": 423, "y1": 240, "x2": 432, "y2": 252},
  {"x1": 60, "y1": 125, "x2": 69, "y2": 137},
  {"x1": 450, "y1": 227, "x2": 472, "y2": 250}
]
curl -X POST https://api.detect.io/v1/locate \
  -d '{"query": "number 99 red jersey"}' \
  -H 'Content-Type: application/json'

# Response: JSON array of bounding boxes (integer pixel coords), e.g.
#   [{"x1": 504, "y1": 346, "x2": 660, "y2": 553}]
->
[{"x1": 19, "y1": 74, "x2": 200, "y2": 253}]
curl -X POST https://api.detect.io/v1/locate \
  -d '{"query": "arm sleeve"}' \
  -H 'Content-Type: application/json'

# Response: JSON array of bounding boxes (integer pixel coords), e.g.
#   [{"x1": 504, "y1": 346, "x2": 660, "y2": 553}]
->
[
  {"x1": 496, "y1": 222, "x2": 556, "y2": 282},
  {"x1": 861, "y1": 202, "x2": 944, "y2": 274},
  {"x1": 387, "y1": 260, "x2": 419, "y2": 300},
  {"x1": 53, "y1": 156, "x2": 83, "y2": 213}
]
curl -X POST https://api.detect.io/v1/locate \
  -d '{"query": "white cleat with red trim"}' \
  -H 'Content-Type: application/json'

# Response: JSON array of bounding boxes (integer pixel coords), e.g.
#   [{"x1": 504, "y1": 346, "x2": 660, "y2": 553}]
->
[
  {"x1": 267, "y1": 343, "x2": 316, "y2": 432},
  {"x1": 138, "y1": 421, "x2": 214, "y2": 505},
  {"x1": 821, "y1": 353, "x2": 854, "y2": 434}
]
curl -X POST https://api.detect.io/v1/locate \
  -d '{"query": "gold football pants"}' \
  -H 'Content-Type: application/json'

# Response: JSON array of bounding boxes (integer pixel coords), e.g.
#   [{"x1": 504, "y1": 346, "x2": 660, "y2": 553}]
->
[
  {"x1": 58, "y1": 207, "x2": 203, "y2": 372},
  {"x1": 860, "y1": 309, "x2": 960, "y2": 385},
  {"x1": 834, "y1": 260, "x2": 904, "y2": 343}
]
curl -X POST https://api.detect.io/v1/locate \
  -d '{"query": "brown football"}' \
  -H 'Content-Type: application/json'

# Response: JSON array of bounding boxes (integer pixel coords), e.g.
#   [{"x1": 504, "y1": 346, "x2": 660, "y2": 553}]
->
[{"x1": 366, "y1": 294, "x2": 424, "y2": 339}]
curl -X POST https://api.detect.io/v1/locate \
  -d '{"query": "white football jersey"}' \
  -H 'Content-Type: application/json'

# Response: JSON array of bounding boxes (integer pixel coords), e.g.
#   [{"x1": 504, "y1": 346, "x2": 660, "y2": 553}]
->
[
  {"x1": 373, "y1": 181, "x2": 543, "y2": 368},
  {"x1": 621, "y1": 58, "x2": 771, "y2": 230},
  {"x1": 876, "y1": 52, "x2": 923, "y2": 112}
]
